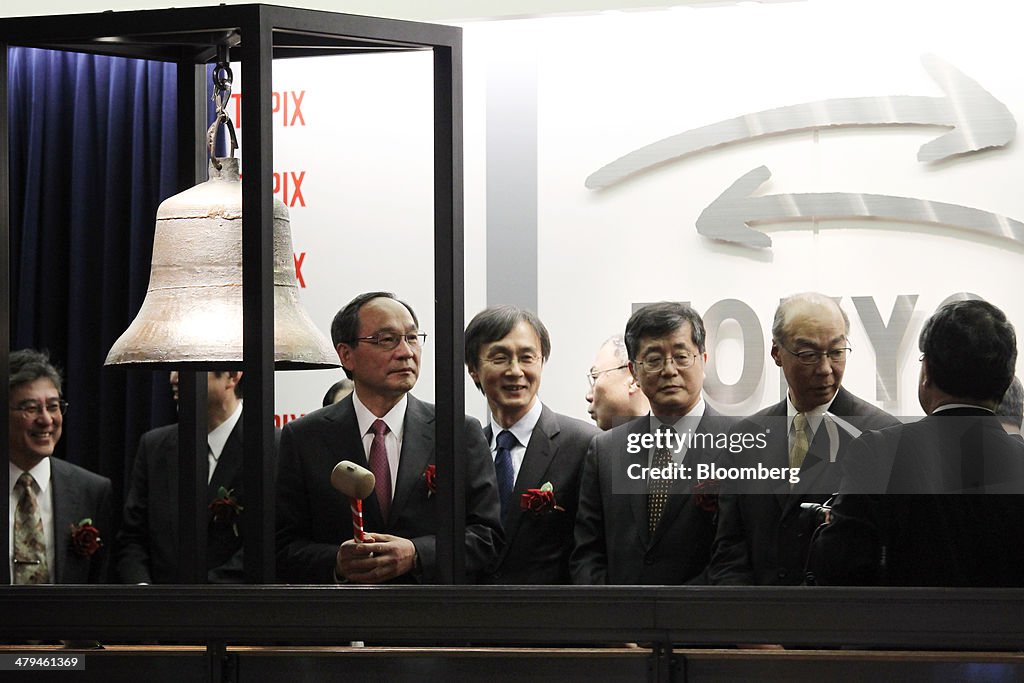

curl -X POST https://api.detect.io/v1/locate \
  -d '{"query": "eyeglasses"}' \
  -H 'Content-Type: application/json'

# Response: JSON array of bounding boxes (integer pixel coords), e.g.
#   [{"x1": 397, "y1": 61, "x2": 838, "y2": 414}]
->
[
  {"x1": 354, "y1": 332, "x2": 427, "y2": 350},
  {"x1": 587, "y1": 364, "x2": 628, "y2": 388},
  {"x1": 636, "y1": 352, "x2": 696, "y2": 374},
  {"x1": 11, "y1": 399, "x2": 69, "y2": 419},
  {"x1": 484, "y1": 353, "x2": 540, "y2": 370},
  {"x1": 782, "y1": 346, "x2": 851, "y2": 365}
]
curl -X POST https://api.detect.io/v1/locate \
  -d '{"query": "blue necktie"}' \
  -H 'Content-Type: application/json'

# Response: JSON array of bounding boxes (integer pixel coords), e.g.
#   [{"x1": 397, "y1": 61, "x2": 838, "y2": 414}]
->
[{"x1": 495, "y1": 429, "x2": 518, "y2": 524}]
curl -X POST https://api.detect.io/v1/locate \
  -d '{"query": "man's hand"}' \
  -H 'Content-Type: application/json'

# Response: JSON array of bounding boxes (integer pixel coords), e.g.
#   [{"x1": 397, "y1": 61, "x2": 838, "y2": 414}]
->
[{"x1": 336, "y1": 534, "x2": 417, "y2": 584}]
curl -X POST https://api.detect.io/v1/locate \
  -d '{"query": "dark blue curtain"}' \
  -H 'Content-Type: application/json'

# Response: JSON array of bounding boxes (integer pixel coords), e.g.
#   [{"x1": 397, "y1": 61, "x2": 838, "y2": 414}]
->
[{"x1": 8, "y1": 47, "x2": 182, "y2": 519}]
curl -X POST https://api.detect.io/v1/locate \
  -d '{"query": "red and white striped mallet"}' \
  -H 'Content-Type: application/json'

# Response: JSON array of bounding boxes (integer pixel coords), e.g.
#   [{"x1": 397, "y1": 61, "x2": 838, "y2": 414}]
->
[{"x1": 331, "y1": 460, "x2": 376, "y2": 543}]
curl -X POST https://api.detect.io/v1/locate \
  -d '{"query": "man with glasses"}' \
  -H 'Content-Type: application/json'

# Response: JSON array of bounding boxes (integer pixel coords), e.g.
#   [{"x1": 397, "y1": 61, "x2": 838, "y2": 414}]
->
[
  {"x1": 464, "y1": 305, "x2": 597, "y2": 583},
  {"x1": 276, "y1": 291, "x2": 502, "y2": 584},
  {"x1": 7, "y1": 349, "x2": 112, "y2": 584},
  {"x1": 572, "y1": 302, "x2": 726, "y2": 584},
  {"x1": 810, "y1": 299, "x2": 1024, "y2": 586},
  {"x1": 708, "y1": 292, "x2": 897, "y2": 586},
  {"x1": 585, "y1": 335, "x2": 650, "y2": 431}
]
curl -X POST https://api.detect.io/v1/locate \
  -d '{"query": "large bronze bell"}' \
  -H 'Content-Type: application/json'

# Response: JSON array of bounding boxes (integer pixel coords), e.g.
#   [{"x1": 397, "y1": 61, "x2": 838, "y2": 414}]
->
[{"x1": 105, "y1": 157, "x2": 338, "y2": 369}]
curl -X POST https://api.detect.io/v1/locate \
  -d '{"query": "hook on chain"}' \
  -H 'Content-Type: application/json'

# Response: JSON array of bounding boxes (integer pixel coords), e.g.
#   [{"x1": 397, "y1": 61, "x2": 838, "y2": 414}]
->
[{"x1": 207, "y1": 43, "x2": 238, "y2": 170}]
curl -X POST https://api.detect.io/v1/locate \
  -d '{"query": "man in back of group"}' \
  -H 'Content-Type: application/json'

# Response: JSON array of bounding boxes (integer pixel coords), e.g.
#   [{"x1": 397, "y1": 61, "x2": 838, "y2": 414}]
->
[
  {"x1": 586, "y1": 335, "x2": 650, "y2": 431},
  {"x1": 276, "y1": 291, "x2": 502, "y2": 583},
  {"x1": 572, "y1": 302, "x2": 723, "y2": 585},
  {"x1": 810, "y1": 299, "x2": 1024, "y2": 586},
  {"x1": 117, "y1": 370, "x2": 261, "y2": 583},
  {"x1": 323, "y1": 378, "x2": 355, "y2": 407},
  {"x1": 708, "y1": 292, "x2": 898, "y2": 586},
  {"x1": 465, "y1": 305, "x2": 598, "y2": 583}
]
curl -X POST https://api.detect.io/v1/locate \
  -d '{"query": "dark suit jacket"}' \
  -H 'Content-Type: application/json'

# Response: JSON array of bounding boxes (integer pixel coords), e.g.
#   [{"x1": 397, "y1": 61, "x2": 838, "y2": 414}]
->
[
  {"x1": 809, "y1": 407, "x2": 1024, "y2": 587},
  {"x1": 4, "y1": 458, "x2": 112, "y2": 584},
  {"x1": 52, "y1": 458, "x2": 113, "y2": 584},
  {"x1": 482, "y1": 405, "x2": 598, "y2": 584},
  {"x1": 708, "y1": 387, "x2": 898, "y2": 586},
  {"x1": 116, "y1": 414, "x2": 274, "y2": 583},
  {"x1": 275, "y1": 393, "x2": 503, "y2": 584},
  {"x1": 570, "y1": 405, "x2": 726, "y2": 585}
]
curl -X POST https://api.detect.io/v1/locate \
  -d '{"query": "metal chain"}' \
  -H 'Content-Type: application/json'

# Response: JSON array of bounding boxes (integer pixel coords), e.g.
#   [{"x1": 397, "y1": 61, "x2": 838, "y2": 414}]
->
[{"x1": 207, "y1": 47, "x2": 238, "y2": 169}]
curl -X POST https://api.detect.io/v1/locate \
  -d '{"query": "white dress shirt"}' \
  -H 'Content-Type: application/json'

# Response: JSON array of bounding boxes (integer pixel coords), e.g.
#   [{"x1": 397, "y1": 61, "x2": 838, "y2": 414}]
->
[
  {"x1": 786, "y1": 393, "x2": 843, "y2": 463},
  {"x1": 353, "y1": 391, "x2": 407, "y2": 500},
  {"x1": 647, "y1": 398, "x2": 707, "y2": 467},
  {"x1": 933, "y1": 403, "x2": 994, "y2": 415},
  {"x1": 207, "y1": 401, "x2": 243, "y2": 483},
  {"x1": 487, "y1": 399, "x2": 543, "y2": 485}
]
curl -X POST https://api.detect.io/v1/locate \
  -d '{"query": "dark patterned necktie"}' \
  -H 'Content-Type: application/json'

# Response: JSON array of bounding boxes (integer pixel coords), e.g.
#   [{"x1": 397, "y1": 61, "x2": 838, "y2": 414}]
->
[
  {"x1": 647, "y1": 427, "x2": 674, "y2": 536},
  {"x1": 13, "y1": 472, "x2": 50, "y2": 584},
  {"x1": 369, "y1": 419, "x2": 392, "y2": 522},
  {"x1": 495, "y1": 430, "x2": 518, "y2": 524}
]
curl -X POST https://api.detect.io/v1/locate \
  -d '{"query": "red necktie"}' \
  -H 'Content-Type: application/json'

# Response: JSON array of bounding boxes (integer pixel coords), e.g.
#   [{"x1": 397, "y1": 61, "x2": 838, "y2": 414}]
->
[{"x1": 369, "y1": 419, "x2": 392, "y2": 522}]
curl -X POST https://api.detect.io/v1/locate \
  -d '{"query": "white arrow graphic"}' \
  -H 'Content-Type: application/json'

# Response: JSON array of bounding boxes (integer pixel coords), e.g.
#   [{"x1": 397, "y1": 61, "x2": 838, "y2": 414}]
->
[
  {"x1": 586, "y1": 55, "x2": 1015, "y2": 190},
  {"x1": 696, "y1": 166, "x2": 1024, "y2": 249}
]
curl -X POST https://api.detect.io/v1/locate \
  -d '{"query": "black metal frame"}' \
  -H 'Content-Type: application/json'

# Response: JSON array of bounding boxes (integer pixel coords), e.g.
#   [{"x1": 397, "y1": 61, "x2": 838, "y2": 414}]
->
[
  {"x1": 0, "y1": 4, "x2": 465, "y2": 585},
  {"x1": 2, "y1": 585, "x2": 1024, "y2": 648},
  {"x1": 4, "y1": 6, "x2": 1024, "y2": 681}
]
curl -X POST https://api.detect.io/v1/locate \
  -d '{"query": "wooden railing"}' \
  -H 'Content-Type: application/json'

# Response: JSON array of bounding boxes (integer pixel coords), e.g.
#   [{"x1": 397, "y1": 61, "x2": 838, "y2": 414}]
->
[
  {"x1": 6, "y1": 585, "x2": 1024, "y2": 646},
  {"x1": 5, "y1": 586, "x2": 1024, "y2": 682}
]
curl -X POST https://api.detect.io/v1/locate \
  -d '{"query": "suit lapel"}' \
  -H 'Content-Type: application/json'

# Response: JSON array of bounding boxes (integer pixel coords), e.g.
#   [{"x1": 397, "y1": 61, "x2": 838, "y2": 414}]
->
[
  {"x1": 626, "y1": 417, "x2": 652, "y2": 548},
  {"x1": 333, "y1": 398, "x2": 370, "y2": 470},
  {"x1": 770, "y1": 441, "x2": 793, "y2": 511},
  {"x1": 650, "y1": 407, "x2": 719, "y2": 546},
  {"x1": 781, "y1": 422, "x2": 833, "y2": 516},
  {"x1": 326, "y1": 397, "x2": 384, "y2": 529},
  {"x1": 758, "y1": 403, "x2": 793, "y2": 511},
  {"x1": 502, "y1": 406, "x2": 559, "y2": 549},
  {"x1": 208, "y1": 416, "x2": 244, "y2": 497},
  {"x1": 828, "y1": 386, "x2": 856, "y2": 418},
  {"x1": 49, "y1": 459, "x2": 80, "y2": 583},
  {"x1": 390, "y1": 396, "x2": 434, "y2": 527},
  {"x1": 164, "y1": 438, "x2": 180, "y2": 542}
]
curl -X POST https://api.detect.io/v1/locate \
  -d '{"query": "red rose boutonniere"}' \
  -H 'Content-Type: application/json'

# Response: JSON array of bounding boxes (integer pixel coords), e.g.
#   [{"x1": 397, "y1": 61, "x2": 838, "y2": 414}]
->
[
  {"x1": 520, "y1": 481, "x2": 565, "y2": 515},
  {"x1": 423, "y1": 465, "x2": 437, "y2": 497},
  {"x1": 69, "y1": 518, "x2": 102, "y2": 557},
  {"x1": 692, "y1": 479, "x2": 720, "y2": 513},
  {"x1": 210, "y1": 486, "x2": 244, "y2": 536}
]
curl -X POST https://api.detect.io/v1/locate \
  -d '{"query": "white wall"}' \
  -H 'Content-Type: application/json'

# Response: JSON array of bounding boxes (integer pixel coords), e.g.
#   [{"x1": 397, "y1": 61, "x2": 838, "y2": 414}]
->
[
  {"x1": 259, "y1": 0, "x2": 1024, "y2": 428},
  {"x1": 20, "y1": 0, "x2": 1021, "y2": 425},
  {"x1": 522, "y1": 0, "x2": 1024, "y2": 421}
]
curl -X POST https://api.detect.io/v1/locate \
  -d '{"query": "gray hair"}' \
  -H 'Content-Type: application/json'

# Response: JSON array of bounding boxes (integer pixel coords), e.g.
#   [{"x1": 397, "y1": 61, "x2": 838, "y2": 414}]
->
[
  {"x1": 996, "y1": 376, "x2": 1024, "y2": 423},
  {"x1": 625, "y1": 302, "x2": 707, "y2": 359},
  {"x1": 602, "y1": 335, "x2": 629, "y2": 363},
  {"x1": 9, "y1": 348, "x2": 63, "y2": 393},
  {"x1": 772, "y1": 292, "x2": 850, "y2": 345}
]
